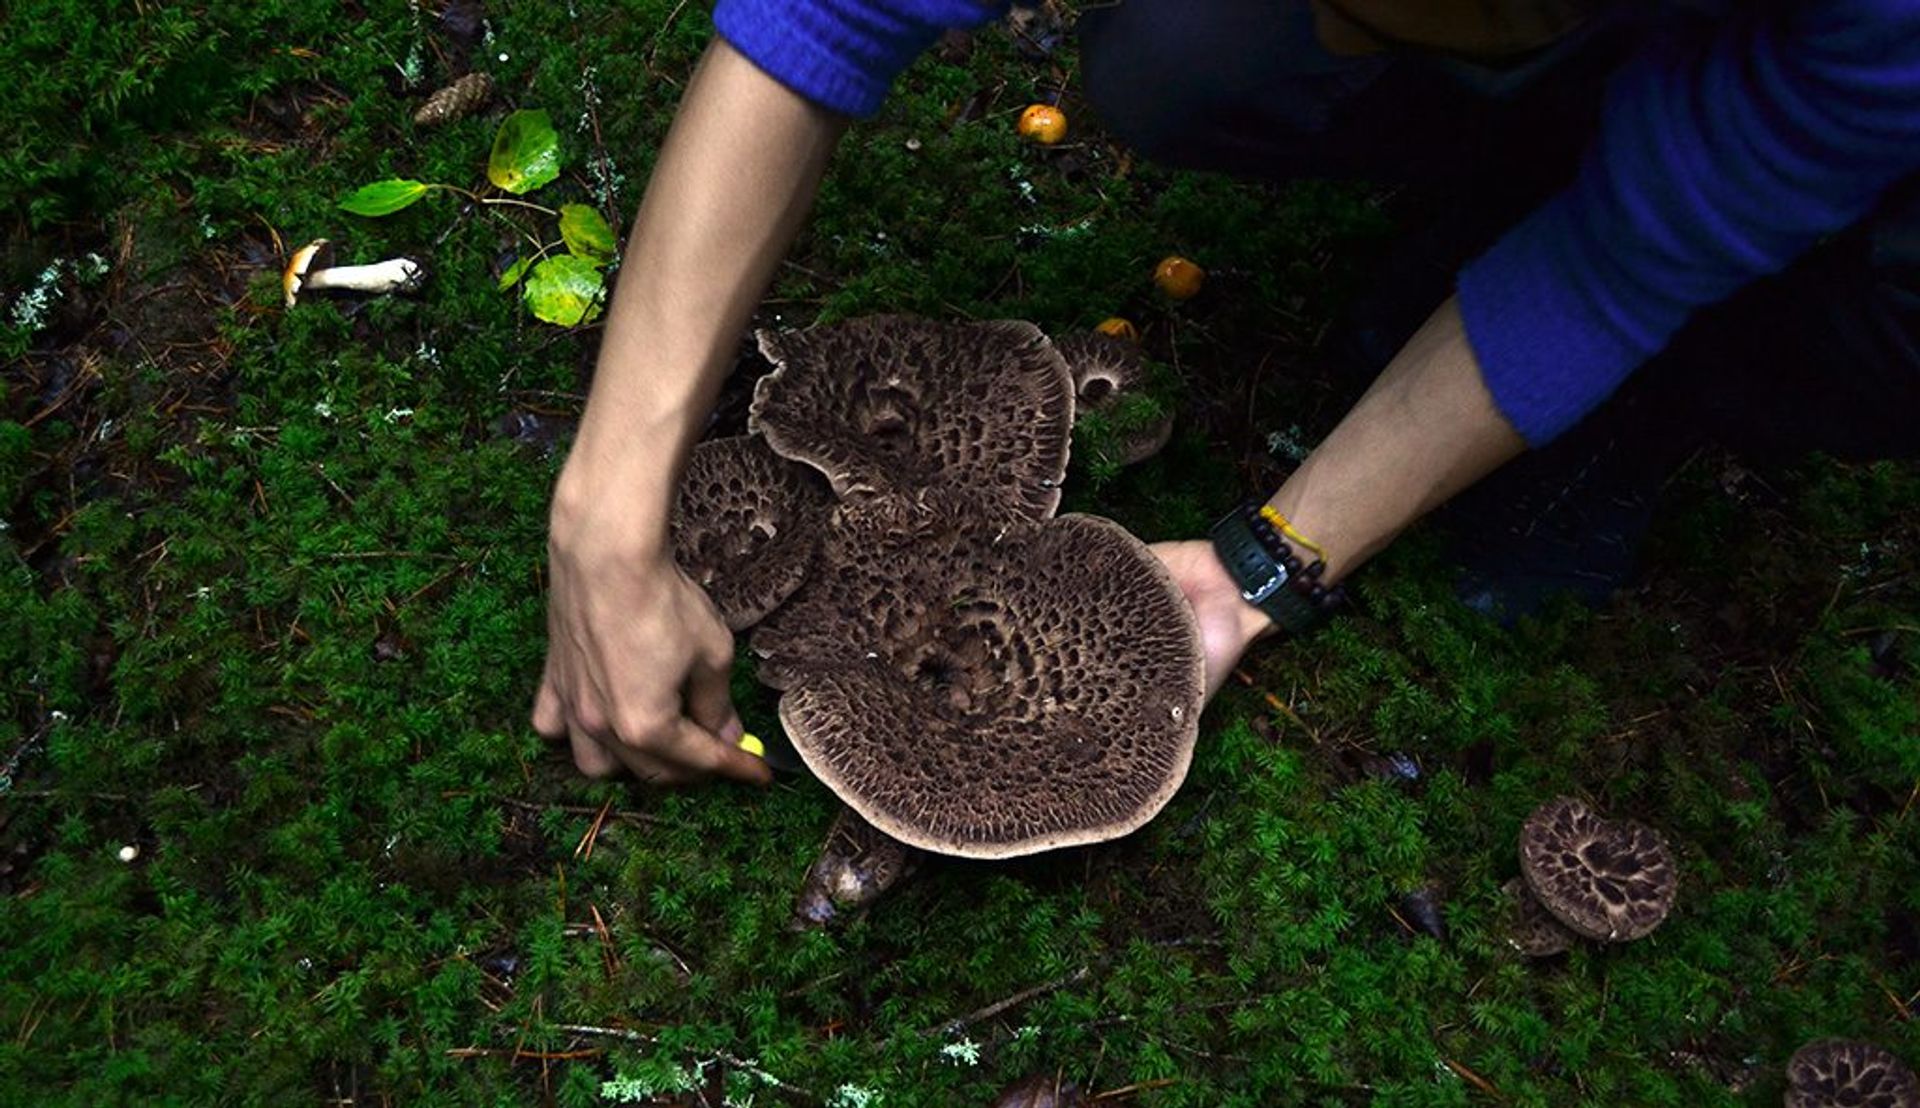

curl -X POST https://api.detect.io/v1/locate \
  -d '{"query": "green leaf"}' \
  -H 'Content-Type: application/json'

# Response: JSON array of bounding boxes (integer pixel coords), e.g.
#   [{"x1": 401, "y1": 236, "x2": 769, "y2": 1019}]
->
[
  {"x1": 523, "y1": 255, "x2": 605, "y2": 325},
  {"x1": 496, "y1": 254, "x2": 536, "y2": 291},
  {"x1": 339, "y1": 179, "x2": 432, "y2": 217},
  {"x1": 487, "y1": 110, "x2": 562, "y2": 195},
  {"x1": 558, "y1": 204, "x2": 616, "y2": 261}
]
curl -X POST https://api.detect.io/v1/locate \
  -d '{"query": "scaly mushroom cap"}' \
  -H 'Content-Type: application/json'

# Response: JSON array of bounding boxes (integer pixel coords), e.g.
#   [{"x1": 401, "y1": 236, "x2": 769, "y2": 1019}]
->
[
  {"x1": 1500, "y1": 877, "x2": 1577, "y2": 958},
  {"x1": 754, "y1": 513, "x2": 1204, "y2": 859},
  {"x1": 1519, "y1": 797, "x2": 1678, "y2": 942},
  {"x1": 669, "y1": 435, "x2": 835, "y2": 631},
  {"x1": 1786, "y1": 1040, "x2": 1918, "y2": 1108},
  {"x1": 1054, "y1": 331, "x2": 1174, "y2": 465},
  {"x1": 749, "y1": 316, "x2": 1076, "y2": 523}
]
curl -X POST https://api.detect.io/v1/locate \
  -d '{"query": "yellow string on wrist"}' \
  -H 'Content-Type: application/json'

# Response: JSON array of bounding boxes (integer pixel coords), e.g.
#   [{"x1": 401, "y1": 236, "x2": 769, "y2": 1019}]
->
[{"x1": 1258, "y1": 505, "x2": 1329, "y2": 565}]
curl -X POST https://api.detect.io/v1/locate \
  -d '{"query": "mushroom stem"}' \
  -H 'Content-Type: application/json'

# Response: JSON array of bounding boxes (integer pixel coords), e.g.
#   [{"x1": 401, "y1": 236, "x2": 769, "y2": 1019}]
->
[{"x1": 303, "y1": 258, "x2": 424, "y2": 295}]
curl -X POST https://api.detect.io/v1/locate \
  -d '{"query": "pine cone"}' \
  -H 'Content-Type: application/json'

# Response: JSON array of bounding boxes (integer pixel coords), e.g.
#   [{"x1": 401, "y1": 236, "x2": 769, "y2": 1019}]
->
[{"x1": 412, "y1": 72, "x2": 493, "y2": 127}]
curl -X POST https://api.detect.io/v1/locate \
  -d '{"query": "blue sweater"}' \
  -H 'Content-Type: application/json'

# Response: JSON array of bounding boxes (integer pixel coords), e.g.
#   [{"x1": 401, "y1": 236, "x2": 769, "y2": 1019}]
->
[{"x1": 713, "y1": 0, "x2": 1920, "y2": 445}]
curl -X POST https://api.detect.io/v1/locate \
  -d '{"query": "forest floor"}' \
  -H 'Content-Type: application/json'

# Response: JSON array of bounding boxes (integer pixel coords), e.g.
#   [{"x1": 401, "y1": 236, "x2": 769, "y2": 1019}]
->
[{"x1": 3, "y1": 2, "x2": 1916, "y2": 1105}]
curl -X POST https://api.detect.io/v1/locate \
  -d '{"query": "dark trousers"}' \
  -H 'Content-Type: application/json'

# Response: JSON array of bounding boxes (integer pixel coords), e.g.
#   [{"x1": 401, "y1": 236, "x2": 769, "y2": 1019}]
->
[{"x1": 1079, "y1": 0, "x2": 1920, "y2": 468}]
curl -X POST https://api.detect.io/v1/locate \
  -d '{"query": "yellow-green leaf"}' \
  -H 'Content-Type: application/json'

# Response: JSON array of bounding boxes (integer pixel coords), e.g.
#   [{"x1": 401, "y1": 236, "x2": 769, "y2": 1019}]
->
[
  {"x1": 523, "y1": 255, "x2": 605, "y2": 325},
  {"x1": 558, "y1": 204, "x2": 616, "y2": 261},
  {"x1": 496, "y1": 254, "x2": 536, "y2": 291},
  {"x1": 339, "y1": 179, "x2": 432, "y2": 217},
  {"x1": 487, "y1": 110, "x2": 562, "y2": 195}
]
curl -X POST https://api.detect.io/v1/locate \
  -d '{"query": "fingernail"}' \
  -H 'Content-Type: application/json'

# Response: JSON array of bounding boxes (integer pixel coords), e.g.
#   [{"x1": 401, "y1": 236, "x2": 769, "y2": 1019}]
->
[{"x1": 738, "y1": 733, "x2": 765, "y2": 758}]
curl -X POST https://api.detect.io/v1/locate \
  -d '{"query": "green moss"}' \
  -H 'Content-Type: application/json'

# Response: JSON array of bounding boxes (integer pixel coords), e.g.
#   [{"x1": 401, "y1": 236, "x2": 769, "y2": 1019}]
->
[{"x1": 3, "y1": 2, "x2": 1917, "y2": 1104}]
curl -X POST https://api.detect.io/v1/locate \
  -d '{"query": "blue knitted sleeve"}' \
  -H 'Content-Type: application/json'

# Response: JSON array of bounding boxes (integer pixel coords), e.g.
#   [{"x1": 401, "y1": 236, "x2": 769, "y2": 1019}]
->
[
  {"x1": 1456, "y1": 0, "x2": 1920, "y2": 446},
  {"x1": 713, "y1": 0, "x2": 1008, "y2": 118}
]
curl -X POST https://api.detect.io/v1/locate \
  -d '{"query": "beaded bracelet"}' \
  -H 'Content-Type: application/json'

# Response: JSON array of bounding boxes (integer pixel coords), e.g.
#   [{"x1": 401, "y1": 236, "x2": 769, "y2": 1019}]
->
[{"x1": 1241, "y1": 502, "x2": 1347, "y2": 615}]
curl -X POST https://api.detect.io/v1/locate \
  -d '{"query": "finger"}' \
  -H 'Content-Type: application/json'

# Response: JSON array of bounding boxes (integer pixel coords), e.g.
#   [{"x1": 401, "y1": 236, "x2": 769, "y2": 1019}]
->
[
  {"x1": 685, "y1": 647, "x2": 744, "y2": 744},
  {"x1": 568, "y1": 723, "x2": 624, "y2": 779},
  {"x1": 606, "y1": 739, "x2": 697, "y2": 787},
  {"x1": 652, "y1": 717, "x2": 772, "y2": 785},
  {"x1": 532, "y1": 669, "x2": 568, "y2": 740}
]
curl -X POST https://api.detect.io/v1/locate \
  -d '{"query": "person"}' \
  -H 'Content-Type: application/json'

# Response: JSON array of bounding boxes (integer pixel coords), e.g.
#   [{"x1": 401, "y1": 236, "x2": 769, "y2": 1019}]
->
[{"x1": 531, "y1": 0, "x2": 1920, "y2": 784}]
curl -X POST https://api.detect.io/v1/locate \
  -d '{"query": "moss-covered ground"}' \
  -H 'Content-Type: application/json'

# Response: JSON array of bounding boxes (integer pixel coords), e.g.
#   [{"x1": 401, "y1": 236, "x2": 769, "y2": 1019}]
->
[{"x1": 4, "y1": 3, "x2": 1917, "y2": 1104}]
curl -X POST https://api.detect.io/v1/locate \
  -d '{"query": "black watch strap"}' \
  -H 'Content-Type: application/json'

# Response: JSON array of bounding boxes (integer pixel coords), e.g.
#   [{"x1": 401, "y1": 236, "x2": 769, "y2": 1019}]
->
[{"x1": 1209, "y1": 508, "x2": 1325, "y2": 636}]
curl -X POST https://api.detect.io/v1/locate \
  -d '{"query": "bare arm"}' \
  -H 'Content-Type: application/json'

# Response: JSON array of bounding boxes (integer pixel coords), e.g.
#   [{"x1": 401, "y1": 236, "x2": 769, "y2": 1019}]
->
[
  {"x1": 533, "y1": 40, "x2": 848, "y2": 783},
  {"x1": 1158, "y1": 296, "x2": 1525, "y2": 693}
]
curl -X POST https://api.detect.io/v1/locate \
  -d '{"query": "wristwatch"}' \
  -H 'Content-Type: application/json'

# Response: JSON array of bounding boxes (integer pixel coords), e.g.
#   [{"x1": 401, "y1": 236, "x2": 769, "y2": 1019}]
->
[{"x1": 1208, "y1": 506, "x2": 1329, "y2": 636}]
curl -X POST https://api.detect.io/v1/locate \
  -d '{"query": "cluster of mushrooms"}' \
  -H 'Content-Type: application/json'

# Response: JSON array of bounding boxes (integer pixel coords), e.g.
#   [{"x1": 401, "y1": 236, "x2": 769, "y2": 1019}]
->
[{"x1": 669, "y1": 316, "x2": 1188, "y2": 924}]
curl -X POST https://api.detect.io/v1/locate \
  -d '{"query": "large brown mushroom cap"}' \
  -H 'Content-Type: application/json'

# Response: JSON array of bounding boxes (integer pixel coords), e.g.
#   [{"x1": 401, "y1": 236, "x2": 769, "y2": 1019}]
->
[
  {"x1": 1785, "y1": 1040, "x2": 1918, "y2": 1108},
  {"x1": 756, "y1": 514, "x2": 1205, "y2": 859},
  {"x1": 749, "y1": 316, "x2": 1076, "y2": 523},
  {"x1": 1519, "y1": 797, "x2": 1678, "y2": 942},
  {"x1": 1054, "y1": 331, "x2": 1174, "y2": 466},
  {"x1": 669, "y1": 435, "x2": 835, "y2": 631}
]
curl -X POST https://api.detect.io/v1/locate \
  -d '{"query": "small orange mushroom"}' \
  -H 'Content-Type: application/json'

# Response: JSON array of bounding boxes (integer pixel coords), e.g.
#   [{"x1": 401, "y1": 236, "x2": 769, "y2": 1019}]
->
[
  {"x1": 1016, "y1": 103, "x2": 1068, "y2": 145},
  {"x1": 1153, "y1": 255, "x2": 1205, "y2": 300},
  {"x1": 1094, "y1": 317, "x2": 1139, "y2": 341}
]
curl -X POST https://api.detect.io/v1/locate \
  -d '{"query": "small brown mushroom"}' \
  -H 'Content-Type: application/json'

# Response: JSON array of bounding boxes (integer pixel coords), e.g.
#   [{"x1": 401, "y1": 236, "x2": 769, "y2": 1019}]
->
[
  {"x1": 755, "y1": 512, "x2": 1204, "y2": 859},
  {"x1": 1785, "y1": 1040, "x2": 1918, "y2": 1108},
  {"x1": 1519, "y1": 797, "x2": 1677, "y2": 943},
  {"x1": 283, "y1": 239, "x2": 424, "y2": 308},
  {"x1": 749, "y1": 316, "x2": 1076, "y2": 524},
  {"x1": 668, "y1": 435, "x2": 835, "y2": 631},
  {"x1": 1053, "y1": 331, "x2": 1174, "y2": 466}
]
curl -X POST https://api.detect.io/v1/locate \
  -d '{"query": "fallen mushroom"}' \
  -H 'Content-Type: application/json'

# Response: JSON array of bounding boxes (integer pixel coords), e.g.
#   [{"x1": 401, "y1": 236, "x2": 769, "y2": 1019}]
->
[
  {"x1": 283, "y1": 239, "x2": 425, "y2": 308},
  {"x1": 749, "y1": 316, "x2": 1076, "y2": 523},
  {"x1": 1517, "y1": 796, "x2": 1677, "y2": 944},
  {"x1": 1053, "y1": 331, "x2": 1175, "y2": 467},
  {"x1": 755, "y1": 511, "x2": 1204, "y2": 858},
  {"x1": 668, "y1": 435, "x2": 835, "y2": 631},
  {"x1": 1785, "y1": 1040, "x2": 1917, "y2": 1108}
]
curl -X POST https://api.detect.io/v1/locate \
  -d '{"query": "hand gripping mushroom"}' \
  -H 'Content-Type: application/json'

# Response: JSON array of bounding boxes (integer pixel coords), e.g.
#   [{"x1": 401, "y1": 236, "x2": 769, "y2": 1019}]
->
[
  {"x1": 283, "y1": 239, "x2": 426, "y2": 308},
  {"x1": 672, "y1": 314, "x2": 1204, "y2": 926}
]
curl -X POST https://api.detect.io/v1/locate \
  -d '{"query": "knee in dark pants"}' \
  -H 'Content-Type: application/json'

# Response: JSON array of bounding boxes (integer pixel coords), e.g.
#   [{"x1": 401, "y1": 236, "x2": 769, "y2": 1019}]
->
[{"x1": 1078, "y1": 0, "x2": 1337, "y2": 171}]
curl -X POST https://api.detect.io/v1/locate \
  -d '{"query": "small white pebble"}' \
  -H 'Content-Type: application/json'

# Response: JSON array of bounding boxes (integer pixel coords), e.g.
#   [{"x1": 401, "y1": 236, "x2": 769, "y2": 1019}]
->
[
  {"x1": 117, "y1": 845, "x2": 139, "y2": 863},
  {"x1": 905, "y1": 137, "x2": 922, "y2": 151},
  {"x1": 498, "y1": 52, "x2": 510, "y2": 62}
]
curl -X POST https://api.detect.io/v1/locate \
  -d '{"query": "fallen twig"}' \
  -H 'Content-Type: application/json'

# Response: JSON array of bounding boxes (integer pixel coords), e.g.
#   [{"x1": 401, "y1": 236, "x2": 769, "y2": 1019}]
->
[{"x1": 929, "y1": 966, "x2": 1090, "y2": 1038}]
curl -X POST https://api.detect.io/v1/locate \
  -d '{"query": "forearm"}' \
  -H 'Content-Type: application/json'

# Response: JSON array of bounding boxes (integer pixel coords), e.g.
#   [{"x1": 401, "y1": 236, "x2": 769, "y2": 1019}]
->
[
  {"x1": 556, "y1": 39, "x2": 848, "y2": 546},
  {"x1": 1268, "y1": 296, "x2": 1524, "y2": 586}
]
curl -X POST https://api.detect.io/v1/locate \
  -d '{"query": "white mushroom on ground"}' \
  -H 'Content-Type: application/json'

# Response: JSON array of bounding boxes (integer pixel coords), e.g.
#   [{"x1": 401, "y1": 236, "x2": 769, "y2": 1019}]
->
[{"x1": 283, "y1": 239, "x2": 426, "y2": 308}]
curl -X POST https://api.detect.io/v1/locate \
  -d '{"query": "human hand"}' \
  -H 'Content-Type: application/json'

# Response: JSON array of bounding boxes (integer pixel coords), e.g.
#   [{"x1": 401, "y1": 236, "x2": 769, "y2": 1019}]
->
[
  {"x1": 1150, "y1": 539, "x2": 1275, "y2": 701},
  {"x1": 531, "y1": 490, "x2": 772, "y2": 787}
]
